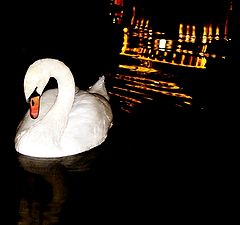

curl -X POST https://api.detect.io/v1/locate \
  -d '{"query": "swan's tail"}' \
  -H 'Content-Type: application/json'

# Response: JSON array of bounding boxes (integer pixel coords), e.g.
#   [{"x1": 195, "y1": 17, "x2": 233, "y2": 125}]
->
[{"x1": 88, "y1": 75, "x2": 110, "y2": 100}]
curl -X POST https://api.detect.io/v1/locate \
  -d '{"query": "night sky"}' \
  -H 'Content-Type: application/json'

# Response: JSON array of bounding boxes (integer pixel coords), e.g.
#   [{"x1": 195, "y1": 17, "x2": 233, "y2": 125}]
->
[
  {"x1": 136, "y1": 0, "x2": 229, "y2": 17},
  {"x1": 3, "y1": 1, "x2": 121, "y2": 94},
  {"x1": 132, "y1": 0, "x2": 231, "y2": 30}
]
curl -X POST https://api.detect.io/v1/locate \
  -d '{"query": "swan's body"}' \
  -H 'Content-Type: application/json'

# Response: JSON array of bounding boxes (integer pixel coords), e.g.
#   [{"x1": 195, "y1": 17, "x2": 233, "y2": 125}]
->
[{"x1": 15, "y1": 58, "x2": 113, "y2": 158}]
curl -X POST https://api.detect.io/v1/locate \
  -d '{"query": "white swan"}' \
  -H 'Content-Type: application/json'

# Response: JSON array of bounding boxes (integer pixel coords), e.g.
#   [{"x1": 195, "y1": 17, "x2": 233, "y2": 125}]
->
[{"x1": 15, "y1": 58, "x2": 113, "y2": 158}]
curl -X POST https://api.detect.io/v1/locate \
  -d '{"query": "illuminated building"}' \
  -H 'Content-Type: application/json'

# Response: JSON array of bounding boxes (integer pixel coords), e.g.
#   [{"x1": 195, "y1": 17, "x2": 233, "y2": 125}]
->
[{"x1": 117, "y1": 1, "x2": 232, "y2": 69}]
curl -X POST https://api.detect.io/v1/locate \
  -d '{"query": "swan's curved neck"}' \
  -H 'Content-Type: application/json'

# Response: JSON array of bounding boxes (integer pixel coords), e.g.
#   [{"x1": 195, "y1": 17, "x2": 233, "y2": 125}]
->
[
  {"x1": 40, "y1": 64, "x2": 75, "y2": 140},
  {"x1": 52, "y1": 70, "x2": 75, "y2": 114}
]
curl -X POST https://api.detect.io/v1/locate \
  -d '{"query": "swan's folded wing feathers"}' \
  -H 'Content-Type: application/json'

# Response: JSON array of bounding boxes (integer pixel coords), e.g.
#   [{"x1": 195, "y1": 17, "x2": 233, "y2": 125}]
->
[
  {"x1": 61, "y1": 92, "x2": 112, "y2": 153},
  {"x1": 88, "y1": 75, "x2": 110, "y2": 101}
]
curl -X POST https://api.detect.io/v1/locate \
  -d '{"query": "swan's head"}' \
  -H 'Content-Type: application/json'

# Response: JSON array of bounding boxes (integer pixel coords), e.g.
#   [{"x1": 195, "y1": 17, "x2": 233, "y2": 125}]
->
[
  {"x1": 24, "y1": 59, "x2": 53, "y2": 101},
  {"x1": 24, "y1": 58, "x2": 71, "y2": 101},
  {"x1": 23, "y1": 58, "x2": 74, "y2": 119},
  {"x1": 24, "y1": 58, "x2": 61, "y2": 119}
]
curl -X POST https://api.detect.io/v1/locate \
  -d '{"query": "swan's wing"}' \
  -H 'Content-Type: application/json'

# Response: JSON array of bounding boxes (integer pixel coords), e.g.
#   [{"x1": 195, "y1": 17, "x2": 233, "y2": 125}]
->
[
  {"x1": 61, "y1": 91, "x2": 113, "y2": 153},
  {"x1": 88, "y1": 75, "x2": 110, "y2": 101}
]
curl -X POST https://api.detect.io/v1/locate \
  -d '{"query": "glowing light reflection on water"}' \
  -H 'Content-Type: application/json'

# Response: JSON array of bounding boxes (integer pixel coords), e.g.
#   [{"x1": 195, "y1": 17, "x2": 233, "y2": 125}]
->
[{"x1": 108, "y1": 62, "x2": 193, "y2": 114}]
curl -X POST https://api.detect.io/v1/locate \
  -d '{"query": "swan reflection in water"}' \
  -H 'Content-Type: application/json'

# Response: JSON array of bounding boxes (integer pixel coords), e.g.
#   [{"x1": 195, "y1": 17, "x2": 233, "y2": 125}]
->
[{"x1": 16, "y1": 147, "x2": 101, "y2": 225}]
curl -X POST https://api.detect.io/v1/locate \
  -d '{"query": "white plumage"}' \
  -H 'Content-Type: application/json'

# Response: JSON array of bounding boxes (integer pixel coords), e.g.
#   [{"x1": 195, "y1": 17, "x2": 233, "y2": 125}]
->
[{"x1": 15, "y1": 58, "x2": 113, "y2": 158}]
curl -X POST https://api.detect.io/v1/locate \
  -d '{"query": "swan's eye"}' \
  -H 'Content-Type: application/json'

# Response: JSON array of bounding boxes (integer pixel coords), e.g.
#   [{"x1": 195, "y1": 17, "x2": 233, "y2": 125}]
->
[{"x1": 31, "y1": 99, "x2": 35, "y2": 106}]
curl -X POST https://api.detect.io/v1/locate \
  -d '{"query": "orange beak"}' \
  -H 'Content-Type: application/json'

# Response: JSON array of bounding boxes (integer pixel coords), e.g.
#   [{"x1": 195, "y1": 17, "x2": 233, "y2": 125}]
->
[{"x1": 30, "y1": 95, "x2": 40, "y2": 119}]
